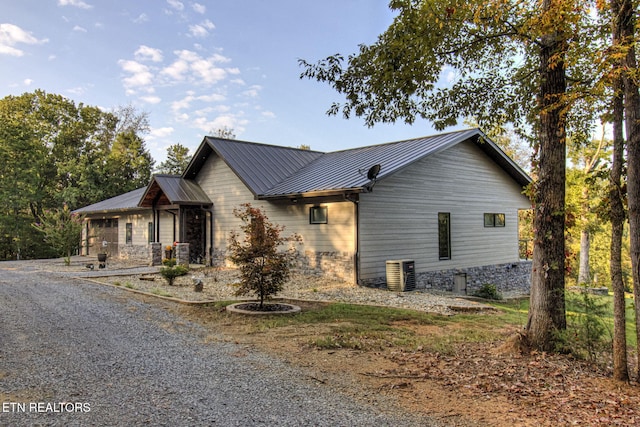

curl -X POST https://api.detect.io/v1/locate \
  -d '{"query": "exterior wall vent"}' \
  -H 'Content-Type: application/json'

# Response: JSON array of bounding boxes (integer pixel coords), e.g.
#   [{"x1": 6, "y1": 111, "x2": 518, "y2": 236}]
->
[{"x1": 385, "y1": 260, "x2": 416, "y2": 292}]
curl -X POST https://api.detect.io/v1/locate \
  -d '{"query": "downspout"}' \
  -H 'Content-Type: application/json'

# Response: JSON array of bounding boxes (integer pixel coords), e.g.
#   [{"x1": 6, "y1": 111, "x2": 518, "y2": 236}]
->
[
  {"x1": 346, "y1": 193, "x2": 360, "y2": 285},
  {"x1": 208, "y1": 206, "x2": 214, "y2": 266}
]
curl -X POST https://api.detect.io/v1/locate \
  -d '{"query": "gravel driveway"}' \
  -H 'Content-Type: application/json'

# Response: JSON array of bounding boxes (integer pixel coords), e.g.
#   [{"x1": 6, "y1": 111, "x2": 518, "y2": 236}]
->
[{"x1": 0, "y1": 261, "x2": 437, "y2": 426}]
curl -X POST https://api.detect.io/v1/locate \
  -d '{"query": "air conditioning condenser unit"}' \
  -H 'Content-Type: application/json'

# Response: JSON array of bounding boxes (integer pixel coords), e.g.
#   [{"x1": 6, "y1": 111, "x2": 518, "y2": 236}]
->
[{"x1": 386, "y1": 260, "x2": 416, "y2": 292}]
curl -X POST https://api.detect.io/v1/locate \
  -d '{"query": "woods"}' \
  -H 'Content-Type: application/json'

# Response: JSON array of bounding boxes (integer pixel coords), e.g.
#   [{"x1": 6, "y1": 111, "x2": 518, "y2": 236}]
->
[{"x1": 0, "y1": 90, "x2": 153, "y2": 260}]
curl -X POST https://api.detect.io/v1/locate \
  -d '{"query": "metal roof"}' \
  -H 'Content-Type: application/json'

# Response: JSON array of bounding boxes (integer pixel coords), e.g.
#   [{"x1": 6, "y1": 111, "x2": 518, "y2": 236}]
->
[
  {"x1": 74, "y1": 128, "x2": 532, "y2": 213},
  {"x1": 260, "y1": 128, "x2": 531, "y2": 198},
  {"x1": 138, "y1": 174, "x2": 211, "y2": 207},
  {"x1": 196, "y1": 137, "x2": 324, "y2": 195},
  {"x1": 73, "y1": 187, "x2": 148, "y2": 214}
]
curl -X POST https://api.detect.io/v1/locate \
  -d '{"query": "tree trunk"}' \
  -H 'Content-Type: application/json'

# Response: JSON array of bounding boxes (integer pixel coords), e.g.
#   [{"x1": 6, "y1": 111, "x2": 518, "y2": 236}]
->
[
  {"x1": 611, "y1": 102, "x2": 628, "y2": 381},
  {"x1": 578, "y1": 227, "x2": 591, "y2": 285},
  {"x1": 526, "y1": 14, "x2": 568, "y2": 351},
  {"x1": 609, "y1": 10, "x2": 628, "y2": 377},
  {"x1": 617, "y1": 0, "x2": 640, "y2": 381}
]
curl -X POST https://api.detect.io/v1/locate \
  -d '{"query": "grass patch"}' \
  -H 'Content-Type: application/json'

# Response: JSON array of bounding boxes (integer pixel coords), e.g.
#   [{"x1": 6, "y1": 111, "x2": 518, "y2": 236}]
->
[
  {"x1": 204, "y1": 292, "x2": 636, "y2": 357},
  {"x1": 234, "y1": 302, "x2": 519, "y2": 353}
]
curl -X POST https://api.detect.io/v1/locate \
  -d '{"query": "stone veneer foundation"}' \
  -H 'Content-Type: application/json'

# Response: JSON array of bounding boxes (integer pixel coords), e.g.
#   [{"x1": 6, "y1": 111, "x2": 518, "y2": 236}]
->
[{"x1": 361, "y1": 261, "x2": 532, "y2": 295}]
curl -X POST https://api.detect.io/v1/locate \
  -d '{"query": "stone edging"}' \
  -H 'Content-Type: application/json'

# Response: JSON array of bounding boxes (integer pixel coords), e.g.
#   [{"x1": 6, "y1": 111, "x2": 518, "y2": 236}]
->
[{"x1": 226, "y1": 302, "x2": 301, "y2": 315}]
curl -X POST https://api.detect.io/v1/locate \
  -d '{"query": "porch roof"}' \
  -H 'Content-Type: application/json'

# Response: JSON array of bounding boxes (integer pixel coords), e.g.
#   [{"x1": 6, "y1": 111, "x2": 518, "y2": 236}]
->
[
  {"x1": 73, "y1": 187, "x2": 148, "y2": 214},
  {"x1": 138, "y1": 174, "x2": 212, "y2": 207}
]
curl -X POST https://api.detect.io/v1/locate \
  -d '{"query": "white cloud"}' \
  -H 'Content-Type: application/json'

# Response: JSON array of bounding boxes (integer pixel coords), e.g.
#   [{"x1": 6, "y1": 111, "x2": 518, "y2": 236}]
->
[
  {"x1": 58, "y1": 0, "x2": 93, "y2": 9},
  {"x1": 261, "y1": 111, "x2": 276, "y2": 119},
  {"x1": 188, "y1": 19, "x2": 215, "y2": 38},
  {"x1": 192, "y1": 3, "x2": 206, "y2": 14},
  {"x1": 198, "y1": 93, "x2": 226, "y2": 103},
  {"x1": 133, "y1": 13, "x2": 149, "y2": 24},
  {"x1": 166, "y1": 0, "x2": 184, "y2": 11},
  {"x1": 118, "y1": 59, "x2": 154, "y2": 91},
  {"x1": 73, "y1": 25, "x2": 87, "y2": 32},
  {"x1": 171, "y1": 92, "x2": 196, "y2": 112},
  {"x1": 161, "y1": 50, "x2": 230, "y2": 85},
  {"x1": 135, "y1": 45, "x2": 163, "y2": 62},
  {"x1": 0, "y1": 23, "x2": 48, "y2": 56},
  {"x1": 242, "y1": 85, "x2": 262, "y2": 98},
  {"x1": 0, "y1": 45, "x2": 23, "y2": 56},
  {"x1": 23, "y1": 78, "x2": 33, "y2": 86},
  {"x1": 140, "y1": 95, "x2": 162, "y2": 104},
  {"x1": 66, "y1": 86, "x2": 86, "y2": 95},
  {"x1": 150, "y1": 127, "x2": 174, "y2": 138},
  {"x1": 162, "y1": 57, "x2": 190, "y2": 81}
]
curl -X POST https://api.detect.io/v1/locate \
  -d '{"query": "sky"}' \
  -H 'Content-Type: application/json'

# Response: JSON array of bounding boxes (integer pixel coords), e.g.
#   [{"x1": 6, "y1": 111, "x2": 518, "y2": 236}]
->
[{"x1": 1, "y1": 0, "x2": 458, "y2": 163}]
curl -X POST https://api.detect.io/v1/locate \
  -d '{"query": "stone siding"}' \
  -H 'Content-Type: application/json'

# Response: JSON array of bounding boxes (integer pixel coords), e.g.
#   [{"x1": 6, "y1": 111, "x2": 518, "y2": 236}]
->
[
  {"x1": 294, "y1": 251, "x2": 355, "y2": 282},
  {"x1": 361, "y1": 261, "x2": 532, "y2": 295},
  {"x1": 118, "y1": 244, "x2": 150, "y2": 261}
]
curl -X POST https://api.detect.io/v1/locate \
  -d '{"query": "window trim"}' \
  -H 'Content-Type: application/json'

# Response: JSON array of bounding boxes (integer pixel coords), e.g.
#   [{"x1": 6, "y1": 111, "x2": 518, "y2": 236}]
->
[
  {"x1": 484, "y1": 213, "x2": 506, "y2": 227},
  {"x1": 125, "y1": 222, "x2": 133, "y2": 245},
  {"x1": 438, "y1": 212, "x2": 451, "y2": 260},
  {"x1": 309, "y1": 206, "x2": 328, "y2": 224}
]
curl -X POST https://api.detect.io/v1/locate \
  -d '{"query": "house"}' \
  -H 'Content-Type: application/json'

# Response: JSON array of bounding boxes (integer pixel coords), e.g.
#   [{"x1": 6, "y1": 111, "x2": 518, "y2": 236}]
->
[{"x1": 75, "y1": 128, "x2": 532, "y2": 294}]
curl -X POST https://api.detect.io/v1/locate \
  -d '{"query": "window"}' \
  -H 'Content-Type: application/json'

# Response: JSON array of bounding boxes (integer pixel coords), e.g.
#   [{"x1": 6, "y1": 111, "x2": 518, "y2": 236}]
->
[
  {"x1": 310, "y1": 206, "x2": 328, "y2": 224},
  {"x1": 484, "y1": 213, "x2": 505, "y2": 227},
  {"x1": 438, "y1": 213, "x2": 451, "y2": 260},
  {"x1": 148, "y1": 222, "x2": 154, "y2": 243},
  {"x1": 126, "y1": 223, "x2": 132, "y2": 244}
]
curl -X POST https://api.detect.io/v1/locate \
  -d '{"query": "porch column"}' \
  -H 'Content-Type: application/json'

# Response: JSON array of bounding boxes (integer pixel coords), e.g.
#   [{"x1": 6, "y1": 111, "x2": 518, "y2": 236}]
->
[{"x1": 175, "y1": 243, "x2": 190, "y2": 266}]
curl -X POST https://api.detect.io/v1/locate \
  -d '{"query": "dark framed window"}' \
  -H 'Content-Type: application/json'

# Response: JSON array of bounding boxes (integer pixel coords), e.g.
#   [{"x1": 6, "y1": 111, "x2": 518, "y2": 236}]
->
[
  {"x1": 438, "y1": 213, "x2": 451, "y2": 260},
  {"x1": 484, "y1": 213, "x2": 505, "y2": 227},
  {"x1": 126, "y1": 223, "x2": 133, "y2": 244},
  {"x1": 310, "y1": 206, "x2": 328, "y2": 224},
  {"x1": 148, "y1": 222, "x2": 154, "y2": 243}
]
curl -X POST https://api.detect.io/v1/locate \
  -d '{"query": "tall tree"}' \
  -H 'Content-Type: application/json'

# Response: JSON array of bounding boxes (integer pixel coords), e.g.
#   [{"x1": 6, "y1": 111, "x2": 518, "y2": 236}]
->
[
  {"x1": 0, "y1": 90, "x2": 154, "y2": 260},
  {"x1": 613, "y1": 0, "x2": 640, "y2": 380},
  {"x1": 610, "y1": 77, "x2": 629, "y2": 381},
  {"x1": 300, "y1": 0, "x2": 594, "y2": 350},
  {"x1": 156, "y1": 143, "x2": 192, "y2": 175},
  {"x1": 104, "y1": 131, "x2": 154, "y2": 197}
]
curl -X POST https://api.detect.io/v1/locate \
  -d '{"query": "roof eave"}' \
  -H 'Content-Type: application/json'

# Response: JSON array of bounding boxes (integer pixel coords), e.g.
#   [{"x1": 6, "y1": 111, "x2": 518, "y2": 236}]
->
[
  {"x1": 257, "y1": 187, "x2": 363, "y2": 201},
  {"x1": 80, "y1": 207, "x2": 150, "y2": 216}
]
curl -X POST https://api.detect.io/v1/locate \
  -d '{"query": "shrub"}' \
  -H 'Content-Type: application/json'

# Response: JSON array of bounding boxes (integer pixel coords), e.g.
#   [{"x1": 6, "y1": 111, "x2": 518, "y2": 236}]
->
[
  {"x1": 473, "y1": 283, "x2": 503, "y2": 300},
  {"x1": 227, "y1": 203, "x2": 301, "y2": 308},
  {"x1": 159, "y1": 265, "x2": 189, "y2": 286},
  {"x1": 554, "y1": 289, "x2": 611, "y2": 363},
  {"x1": 32, "y1": 204, "x2": 85, "y2": 266},
  {"x1": 162, "y1": 258, "x2": 176, "y2": 267}
]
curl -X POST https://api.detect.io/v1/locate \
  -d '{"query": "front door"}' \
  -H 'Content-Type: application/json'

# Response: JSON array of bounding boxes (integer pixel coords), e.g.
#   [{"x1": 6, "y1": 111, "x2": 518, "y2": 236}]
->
[{"x1": 183, "y1": 207, "x2": 205, "y2": 263}]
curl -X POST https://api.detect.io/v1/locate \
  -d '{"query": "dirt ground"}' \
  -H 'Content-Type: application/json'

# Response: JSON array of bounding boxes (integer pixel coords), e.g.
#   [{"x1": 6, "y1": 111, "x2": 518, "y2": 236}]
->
[{"x1": 175, "y1": 300, "x2": 640, "y2": 427}]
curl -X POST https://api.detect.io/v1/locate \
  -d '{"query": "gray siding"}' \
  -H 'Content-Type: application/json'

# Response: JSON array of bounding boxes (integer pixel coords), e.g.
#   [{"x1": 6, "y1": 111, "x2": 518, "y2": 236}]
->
[
  {"x1": 358, "y1": 140, "x2": 530, "y2": 281},
  {"x1": 196, "y1": 155, "x2": 356, "y2": 261}
]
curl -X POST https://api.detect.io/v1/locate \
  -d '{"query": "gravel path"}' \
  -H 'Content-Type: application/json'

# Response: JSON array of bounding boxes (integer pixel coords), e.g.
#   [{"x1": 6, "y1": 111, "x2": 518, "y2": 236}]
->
[{"x1": 0, "y1": 261, "x2": 438, "y2": 426}]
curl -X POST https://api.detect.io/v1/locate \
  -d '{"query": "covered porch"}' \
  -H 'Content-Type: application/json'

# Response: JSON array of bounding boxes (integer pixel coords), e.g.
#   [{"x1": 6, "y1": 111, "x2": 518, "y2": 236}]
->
[{"x1": 138, "y1": 175, "x2": 213, "y2": 264}]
